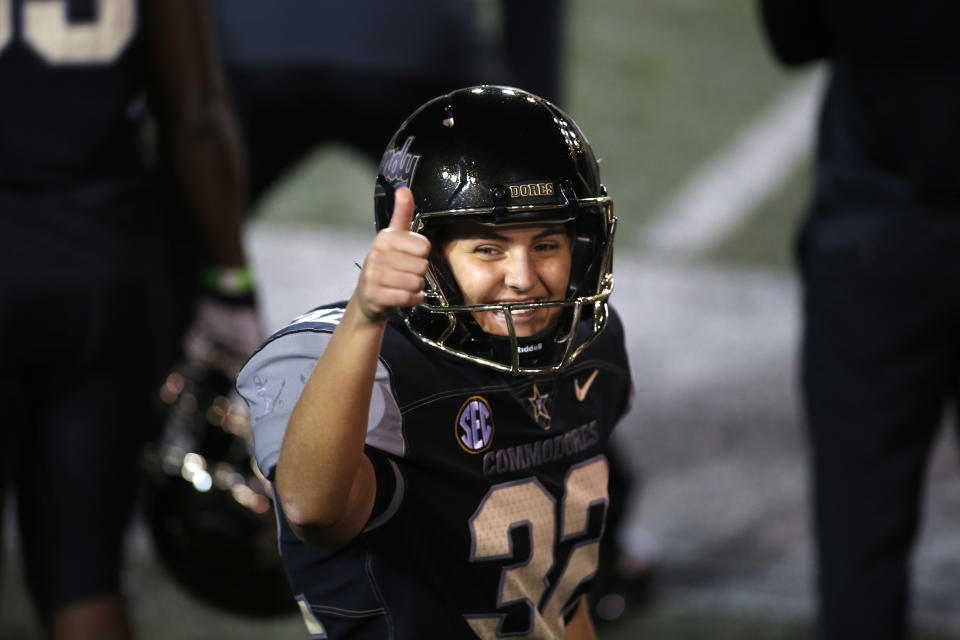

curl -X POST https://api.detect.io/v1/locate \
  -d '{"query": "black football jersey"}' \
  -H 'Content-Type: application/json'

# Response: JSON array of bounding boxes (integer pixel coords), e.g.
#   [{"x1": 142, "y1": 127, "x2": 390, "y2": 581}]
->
[
  {"x1": 237, "y1": 304, "x2": 633, "y2": 639},
  {"x1": 0, "y1": 0, "x2": 170, "y2": 283},
  {"x1": 0, "y1": 0, "x2": 148, "y2": 190}
]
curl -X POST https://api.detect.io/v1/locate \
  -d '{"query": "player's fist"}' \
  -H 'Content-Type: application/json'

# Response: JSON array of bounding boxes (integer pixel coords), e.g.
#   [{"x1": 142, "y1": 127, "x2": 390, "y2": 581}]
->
[
  {"x1": 183, "y1": 295, "x2": 264, "y2": 380},
  {"x1": 356, "y1": 187, "x2": 431, "y2": 322}
]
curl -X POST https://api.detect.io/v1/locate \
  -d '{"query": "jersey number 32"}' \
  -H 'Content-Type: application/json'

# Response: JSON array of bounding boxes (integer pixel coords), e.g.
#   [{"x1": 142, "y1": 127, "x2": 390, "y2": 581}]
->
[{"x1": 467, "y1": 456, "x2": 608, "y2": 639}]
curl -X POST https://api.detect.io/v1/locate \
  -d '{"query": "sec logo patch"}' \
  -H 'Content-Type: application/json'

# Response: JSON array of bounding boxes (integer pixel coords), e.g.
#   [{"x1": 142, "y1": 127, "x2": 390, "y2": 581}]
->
[{"x1": 456, "y1": 396, "x2": 494, "y2": 453}]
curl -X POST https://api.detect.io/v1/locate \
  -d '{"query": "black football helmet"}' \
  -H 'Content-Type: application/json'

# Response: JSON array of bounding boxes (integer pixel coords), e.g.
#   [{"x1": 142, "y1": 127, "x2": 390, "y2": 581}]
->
[
  {"x1": 142, "y1": 361, "x2": 294, "y2": 617},
  {"x1": 374, "y1": 85, "x2": 616, "y2": 375}
]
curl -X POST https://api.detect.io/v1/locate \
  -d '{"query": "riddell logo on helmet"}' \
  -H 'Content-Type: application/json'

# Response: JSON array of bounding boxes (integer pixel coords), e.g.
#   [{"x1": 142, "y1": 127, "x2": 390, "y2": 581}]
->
[
  {"x1": 379, "y1": 136, "x2": 421, "y2": 186},
  {"x1": 509, "y1": 182, "x2": 554, "y2": 198},
  {"x1": 518, "y1": 342, "x2": 543, "y2": 353}
]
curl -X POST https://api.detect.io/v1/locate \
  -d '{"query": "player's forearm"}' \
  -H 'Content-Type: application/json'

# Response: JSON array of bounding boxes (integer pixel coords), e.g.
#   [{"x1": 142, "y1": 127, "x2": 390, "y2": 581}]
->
[
  {"x1": 146, "y1": 0, "x2": 248, "y2": 268},
  {"x1": 275, "y1": 296, "x2": 383, "y2": 539},
  {"x1": 169, "y1": 107, "x2": 248, "y2": 268},
  {"x1": 277, "y1": 186, "x2": 423, "y2": 544}
]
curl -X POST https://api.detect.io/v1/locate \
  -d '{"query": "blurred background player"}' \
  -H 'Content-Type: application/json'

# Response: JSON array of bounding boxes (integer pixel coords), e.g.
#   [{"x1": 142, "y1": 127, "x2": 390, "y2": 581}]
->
[
  {"x1": 0, "y1": 1, "x2": 260, "y2": 638},
  {"x1": 758, "y1": 1, "x2": 960, "y2": 638}
]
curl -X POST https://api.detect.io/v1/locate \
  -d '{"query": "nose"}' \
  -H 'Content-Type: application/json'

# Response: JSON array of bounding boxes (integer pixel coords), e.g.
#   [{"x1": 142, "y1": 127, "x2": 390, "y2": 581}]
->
[{"x1": 504, "y1": 249, "x2": 536, "y2": 292}]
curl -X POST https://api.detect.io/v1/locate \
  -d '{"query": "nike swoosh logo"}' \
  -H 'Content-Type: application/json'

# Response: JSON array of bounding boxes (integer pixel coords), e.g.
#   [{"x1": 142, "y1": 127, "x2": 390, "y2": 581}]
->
[{"x1": 574, "y1": 369, "x2": 600, "y2": 402}]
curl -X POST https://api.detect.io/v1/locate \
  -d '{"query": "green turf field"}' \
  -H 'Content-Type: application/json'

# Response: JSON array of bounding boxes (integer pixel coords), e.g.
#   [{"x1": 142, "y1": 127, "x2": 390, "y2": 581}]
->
[{"x1": 566, "y1": 0, "x2": 799, "y2": 250}]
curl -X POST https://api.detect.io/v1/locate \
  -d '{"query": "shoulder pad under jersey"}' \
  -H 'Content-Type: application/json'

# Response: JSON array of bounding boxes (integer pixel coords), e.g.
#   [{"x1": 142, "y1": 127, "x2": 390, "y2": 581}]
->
[{"x1": 272, "y1": 301, "x2": 348, "y2": 340}]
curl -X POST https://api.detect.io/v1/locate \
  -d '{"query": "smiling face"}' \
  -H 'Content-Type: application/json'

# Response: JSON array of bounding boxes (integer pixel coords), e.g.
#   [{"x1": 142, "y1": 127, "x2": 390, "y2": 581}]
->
[{"x1": 441, "y1": 222, "x2": 573, "y2": 337}]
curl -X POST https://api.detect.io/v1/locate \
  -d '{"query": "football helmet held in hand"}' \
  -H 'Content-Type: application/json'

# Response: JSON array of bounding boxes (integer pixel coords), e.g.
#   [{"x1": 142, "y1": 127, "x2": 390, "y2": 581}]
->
[{"x1": 142, "y1": 361, "x2": 294, "y2": 617}]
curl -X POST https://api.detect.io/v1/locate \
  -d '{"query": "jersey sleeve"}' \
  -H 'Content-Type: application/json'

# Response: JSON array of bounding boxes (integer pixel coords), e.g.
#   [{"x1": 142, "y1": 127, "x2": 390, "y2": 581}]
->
[
  {"x1": 236, "y1": 330, "x2": 328, "y2": 478},
  {"x1": 236, "y1": 326, "x2": 405, "y2": 480},
  {"x1": 606, "y1": 306, "x2": 635, "y2": 424}
]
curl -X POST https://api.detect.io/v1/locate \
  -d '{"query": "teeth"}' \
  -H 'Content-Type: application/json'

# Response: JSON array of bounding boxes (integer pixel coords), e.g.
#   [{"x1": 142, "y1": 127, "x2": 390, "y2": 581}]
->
[{"x1": 494, "y1": 309, "x2": 535, "y2": 320}]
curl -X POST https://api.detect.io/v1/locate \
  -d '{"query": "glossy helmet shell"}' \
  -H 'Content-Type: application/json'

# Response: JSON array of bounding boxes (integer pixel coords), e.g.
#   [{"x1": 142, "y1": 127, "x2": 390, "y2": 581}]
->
[
  {"x1": 142, "y1": 362, "x2": 295, "y2": 617},
  {"x1": 374, "y1": 85, "x2": 616, "y2": 375}
]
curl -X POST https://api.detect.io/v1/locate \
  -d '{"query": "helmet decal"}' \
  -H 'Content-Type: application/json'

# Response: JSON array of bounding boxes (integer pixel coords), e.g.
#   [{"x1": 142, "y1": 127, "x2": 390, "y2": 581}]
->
[
  {"x1": 507, "y1": 181, "x2": 555, "y2": 200},
  {"x1": 378, "y1": 136, "x2": 422, "y2": 187}
]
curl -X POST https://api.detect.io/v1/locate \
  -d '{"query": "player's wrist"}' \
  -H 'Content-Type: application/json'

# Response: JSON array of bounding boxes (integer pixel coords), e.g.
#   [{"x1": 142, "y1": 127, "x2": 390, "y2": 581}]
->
[
  {"x1": 201, "y1": 264, "x2": 257, "y2": 306},
  {"x1": 347, "y1": 293, "x2": 391, "y2": 329}
]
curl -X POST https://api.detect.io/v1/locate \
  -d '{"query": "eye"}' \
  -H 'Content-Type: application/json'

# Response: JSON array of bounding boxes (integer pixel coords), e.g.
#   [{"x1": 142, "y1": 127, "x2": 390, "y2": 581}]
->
[
  {"x1": 533, "y1": 239, "x2": 562, "y2": 252},
  {"x1": 473, "y1": 244, "x2": 501, "y2": 256}
]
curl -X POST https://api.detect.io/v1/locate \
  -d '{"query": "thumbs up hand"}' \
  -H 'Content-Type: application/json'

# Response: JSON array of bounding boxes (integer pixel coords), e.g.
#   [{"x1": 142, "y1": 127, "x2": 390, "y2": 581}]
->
[{"x1": 355, "y1": 187, "x2": 431, "y2": 323}]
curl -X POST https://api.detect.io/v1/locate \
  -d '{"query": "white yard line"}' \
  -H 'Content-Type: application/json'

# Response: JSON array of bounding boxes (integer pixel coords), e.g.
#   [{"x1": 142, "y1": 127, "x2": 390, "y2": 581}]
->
[{"x1": 641, "y1": 69, "x2": 824, "y2": 258}]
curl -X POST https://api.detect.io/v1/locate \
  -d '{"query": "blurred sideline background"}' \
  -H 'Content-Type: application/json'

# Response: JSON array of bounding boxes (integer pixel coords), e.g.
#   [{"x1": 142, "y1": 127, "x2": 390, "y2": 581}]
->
[{"x1": 5, "y1": 1, "x2": 960, "y2": 638}]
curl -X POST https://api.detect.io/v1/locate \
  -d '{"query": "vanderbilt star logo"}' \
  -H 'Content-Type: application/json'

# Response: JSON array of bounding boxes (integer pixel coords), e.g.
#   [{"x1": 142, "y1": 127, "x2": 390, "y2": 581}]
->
[
  {"x1": 574, "y1": 369, "x2": 599, "y2": 402},
  {"x1": 528, "y1": 383, "x2": 552, "y2": 429}
]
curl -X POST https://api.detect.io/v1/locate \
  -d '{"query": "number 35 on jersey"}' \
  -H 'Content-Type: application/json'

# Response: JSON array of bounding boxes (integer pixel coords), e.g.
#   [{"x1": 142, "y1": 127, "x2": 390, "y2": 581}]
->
[{"x1": 0, "y1": 0, "x2": 135, "y2": 64}]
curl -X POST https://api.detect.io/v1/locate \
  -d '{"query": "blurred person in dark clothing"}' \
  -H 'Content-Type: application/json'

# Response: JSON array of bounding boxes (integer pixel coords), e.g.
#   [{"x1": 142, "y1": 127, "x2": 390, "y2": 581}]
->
[
  {"x1": 0, "y1": 1, "x2": 258, "y2": 637},
  {"x1": 758, "y1": 2, "x2": 960, "y2": 638},
  {"x1": 214, "y1": 0, "x2": 567, "y2": 203}
]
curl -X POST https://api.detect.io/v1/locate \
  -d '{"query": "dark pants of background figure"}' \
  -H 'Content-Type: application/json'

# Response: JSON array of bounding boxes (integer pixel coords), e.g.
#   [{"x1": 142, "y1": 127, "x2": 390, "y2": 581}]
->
[
  {"x1": 800, "y1": 209, "x2": 960, "y2": 640},
  {"x1": 0, "y1": 191, "x2": 178, "y2": 619}
]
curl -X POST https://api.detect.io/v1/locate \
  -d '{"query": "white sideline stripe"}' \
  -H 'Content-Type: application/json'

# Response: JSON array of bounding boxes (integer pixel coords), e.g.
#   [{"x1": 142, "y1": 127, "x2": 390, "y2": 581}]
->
[{"x1": 641, "y1": 69, "x2": 824, "y2": 257}]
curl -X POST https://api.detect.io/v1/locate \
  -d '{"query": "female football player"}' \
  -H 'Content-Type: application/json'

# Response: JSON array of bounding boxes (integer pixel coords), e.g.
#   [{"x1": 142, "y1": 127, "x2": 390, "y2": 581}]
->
[{"x1": 238, "y1": 86, "x2": 633, "y2": 638}]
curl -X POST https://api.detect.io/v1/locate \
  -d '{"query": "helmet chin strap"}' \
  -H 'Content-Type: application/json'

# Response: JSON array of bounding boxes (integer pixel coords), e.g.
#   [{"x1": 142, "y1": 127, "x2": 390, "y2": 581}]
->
[{"x1": 485, "y1": 316, "x2": 569, "y2": 370}]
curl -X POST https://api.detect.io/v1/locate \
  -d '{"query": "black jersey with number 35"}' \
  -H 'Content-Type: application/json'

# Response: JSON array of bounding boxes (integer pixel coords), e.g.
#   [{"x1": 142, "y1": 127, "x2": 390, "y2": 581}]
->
[
  {"x1": 0, "y1": 0, "x2": 170, "y2": 281},
  {"x1": 237, "y1": 304, "x2": 633, "y2": 639},
  {"x1": 0, "y1": 0, "x2": 146, "y2": 190}
]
